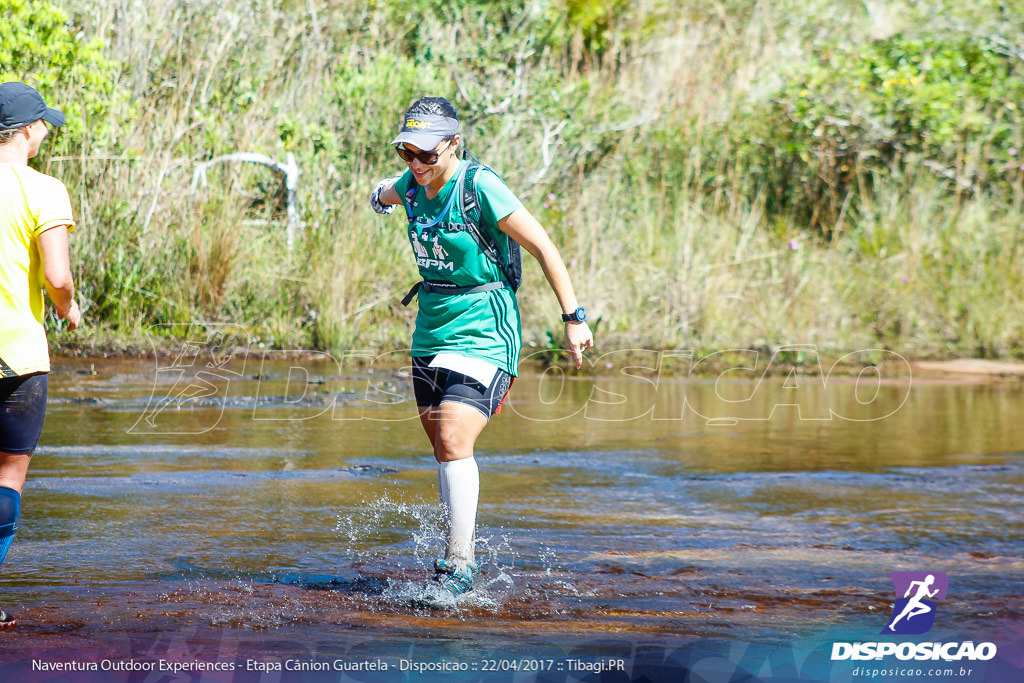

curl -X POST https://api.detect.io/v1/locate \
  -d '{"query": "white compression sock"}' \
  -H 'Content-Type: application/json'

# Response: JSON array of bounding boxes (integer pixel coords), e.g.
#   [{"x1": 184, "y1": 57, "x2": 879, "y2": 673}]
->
[{"x1": 436, "y1": 457, "x2": 480, "y2": 567}]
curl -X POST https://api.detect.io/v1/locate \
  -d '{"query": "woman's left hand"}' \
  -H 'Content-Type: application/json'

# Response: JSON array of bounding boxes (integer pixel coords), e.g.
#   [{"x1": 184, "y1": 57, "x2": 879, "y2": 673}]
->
[{"x1": 564, "y1": 321, "x2": 593, "y2": 369}]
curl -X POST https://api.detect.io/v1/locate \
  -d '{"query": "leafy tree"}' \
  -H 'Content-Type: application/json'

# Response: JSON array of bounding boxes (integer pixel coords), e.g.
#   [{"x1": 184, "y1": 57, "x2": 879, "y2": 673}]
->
[{"x1": 0, "y1": 0, "x2": 126, "y2": 155}]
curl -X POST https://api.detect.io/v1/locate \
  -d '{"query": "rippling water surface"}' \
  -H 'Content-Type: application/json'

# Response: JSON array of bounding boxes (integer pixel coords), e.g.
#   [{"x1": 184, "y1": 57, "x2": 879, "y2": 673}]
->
[{"x1": 0, "y1": 353, "x2": 1021, "y2": 681}]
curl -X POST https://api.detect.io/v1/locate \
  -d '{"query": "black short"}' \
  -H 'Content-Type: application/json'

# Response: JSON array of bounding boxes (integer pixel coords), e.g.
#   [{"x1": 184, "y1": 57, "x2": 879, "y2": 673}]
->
[
  {"x1": 0, "y1": 372, "x2": 48, "y2": 455},
  {"x1": 411, "y1": 356, "x2": 513, "y2": 418}
]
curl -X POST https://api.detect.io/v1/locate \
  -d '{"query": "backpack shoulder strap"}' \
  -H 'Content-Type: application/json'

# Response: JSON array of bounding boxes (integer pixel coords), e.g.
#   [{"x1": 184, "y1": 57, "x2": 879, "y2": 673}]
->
[
  {"x1": 459, "y1": 149, "x2": 484, "y2": 224},
  {"x1": 459, "y1": 161, "x2": 522, "y2": 291},
  {"x1": 462, "y1": 163, "x2": 484, "y2": 225},
  {"x1": 402, "y1": 181, "x2": 418, "y2": 223}
]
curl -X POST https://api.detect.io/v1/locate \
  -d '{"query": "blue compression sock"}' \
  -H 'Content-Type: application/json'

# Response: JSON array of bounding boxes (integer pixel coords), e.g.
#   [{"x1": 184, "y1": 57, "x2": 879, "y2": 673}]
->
[{"x1": 0, "y1": 487, "x2": 21, "y2": 570}]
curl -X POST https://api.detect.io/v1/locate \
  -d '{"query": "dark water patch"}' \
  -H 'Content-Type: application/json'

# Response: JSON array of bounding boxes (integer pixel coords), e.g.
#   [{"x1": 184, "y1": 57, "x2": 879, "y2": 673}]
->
[
  {"x1": 31, "y1": 465, "x2": 397, "y2": 496},
  {"x1": 49, "y1": 396, "x2": 109, "y2": 405},
  {"x1": 106, "y1": 391, "x2": 366, "y2": 413},
  {"x1": 483, "y1": 449, "x2": 677, "y2": 475},
  {"x1": 273, "y1": 573, "x2": 387, "y2": 594},
  {"x1": 150, "y1": 558, "x2": 388, "y2": 596},
  {"x1": 34, "y1": 443, "x2": 309, "y2": 465}
]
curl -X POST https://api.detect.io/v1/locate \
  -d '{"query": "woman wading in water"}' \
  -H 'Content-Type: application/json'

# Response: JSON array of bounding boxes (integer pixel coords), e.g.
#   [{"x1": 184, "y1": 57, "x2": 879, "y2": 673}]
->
[{"x1": 370, "y1": 96, "x2": 592, "y2": 598}]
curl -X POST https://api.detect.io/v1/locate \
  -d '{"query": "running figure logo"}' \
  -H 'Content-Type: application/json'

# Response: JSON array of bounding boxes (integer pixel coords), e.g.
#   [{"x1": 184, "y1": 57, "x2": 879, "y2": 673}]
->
[{"x1": 883, "y1": 571, "x2": 949, "y2": 635}]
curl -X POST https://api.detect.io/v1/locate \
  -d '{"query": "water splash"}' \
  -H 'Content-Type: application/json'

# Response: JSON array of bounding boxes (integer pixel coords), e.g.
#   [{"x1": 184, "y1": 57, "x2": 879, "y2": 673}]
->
[{"x1": 333, "y1": 493, "x2": 572, "y2": 613}]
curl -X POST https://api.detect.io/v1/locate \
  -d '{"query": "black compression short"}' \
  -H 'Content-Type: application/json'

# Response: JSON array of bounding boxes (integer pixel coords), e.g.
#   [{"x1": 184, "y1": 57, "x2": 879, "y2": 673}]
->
[
  {"x1": 0, "y1": 372, "x2": 48, "y2": 455},
  {"x1": 411, "y1": 356, "x2": 513, "y2": 418}
]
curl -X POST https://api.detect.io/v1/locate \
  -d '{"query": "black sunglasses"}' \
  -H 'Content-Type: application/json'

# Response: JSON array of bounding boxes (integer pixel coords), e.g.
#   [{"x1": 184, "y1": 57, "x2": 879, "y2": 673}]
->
[{"x1": 396, "y1": 141, "x2": 452, "y2": 165}]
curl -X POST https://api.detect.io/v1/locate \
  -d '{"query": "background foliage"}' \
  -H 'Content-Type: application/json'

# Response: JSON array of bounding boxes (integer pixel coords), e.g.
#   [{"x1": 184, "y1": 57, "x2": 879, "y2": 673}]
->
[
  {"x1": 0, "y1": 0, "x2": 126, "y2": 153},
  {"x1": 4, "y1": 0, "x2": 1024, "y2": 360}
]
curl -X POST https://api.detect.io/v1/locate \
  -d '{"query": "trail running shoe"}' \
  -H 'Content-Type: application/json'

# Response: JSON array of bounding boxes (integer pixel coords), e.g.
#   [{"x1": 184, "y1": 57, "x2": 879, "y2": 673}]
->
[
  {"x1": 0, "y1": 610, "x2": 15, "y2": 628},
  {"x1": 433, "y1": 559, "x2": 479, "y2": 597}
]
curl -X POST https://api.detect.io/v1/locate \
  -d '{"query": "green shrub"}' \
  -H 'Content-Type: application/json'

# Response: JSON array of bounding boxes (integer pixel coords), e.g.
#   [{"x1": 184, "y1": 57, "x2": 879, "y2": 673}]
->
[{"x1": 724, "y1": 31, "x2": 1024, "y2": 232}]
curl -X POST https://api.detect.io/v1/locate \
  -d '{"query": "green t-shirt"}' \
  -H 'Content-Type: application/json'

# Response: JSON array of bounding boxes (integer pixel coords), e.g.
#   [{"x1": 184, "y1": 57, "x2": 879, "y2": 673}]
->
[{"x1": 395, "y1": 160, "x2": 524, "y2": 376}]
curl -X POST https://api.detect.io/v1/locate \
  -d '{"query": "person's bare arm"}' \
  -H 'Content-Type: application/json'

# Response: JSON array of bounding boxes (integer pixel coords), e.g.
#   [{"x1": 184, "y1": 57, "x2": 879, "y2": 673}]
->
[
  {"x1": 37, "y1": 225, "x2": 80, "y2": 330},
  {"x1": 498, "y1": 207, "x2": 592, "y2": 368}
]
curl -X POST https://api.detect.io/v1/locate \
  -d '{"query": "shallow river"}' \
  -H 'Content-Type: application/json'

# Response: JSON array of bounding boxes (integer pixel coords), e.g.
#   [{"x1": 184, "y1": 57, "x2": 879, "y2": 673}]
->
[{"x1": 0, "y1": 346, "x2": 1021, "y2": 682}]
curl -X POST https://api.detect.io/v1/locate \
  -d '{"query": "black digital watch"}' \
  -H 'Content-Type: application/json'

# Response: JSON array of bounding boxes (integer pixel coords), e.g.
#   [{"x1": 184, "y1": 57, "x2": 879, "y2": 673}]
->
[{"x1": 561, "y1": 307, "x2": 587, "y2": 323}]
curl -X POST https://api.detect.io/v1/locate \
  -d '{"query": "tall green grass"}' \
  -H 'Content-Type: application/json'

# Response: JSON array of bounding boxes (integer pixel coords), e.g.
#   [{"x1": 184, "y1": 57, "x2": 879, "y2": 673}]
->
[{"x1": 20, "y1": 0, "x2": 1024, "y2": 360}]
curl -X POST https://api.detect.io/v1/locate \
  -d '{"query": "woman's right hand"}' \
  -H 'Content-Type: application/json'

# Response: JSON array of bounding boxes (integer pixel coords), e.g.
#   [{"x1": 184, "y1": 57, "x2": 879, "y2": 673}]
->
[{"x1": 63, "y1": 299, "x2": 82, "y2": 331}]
